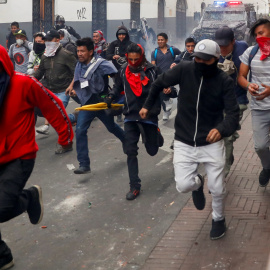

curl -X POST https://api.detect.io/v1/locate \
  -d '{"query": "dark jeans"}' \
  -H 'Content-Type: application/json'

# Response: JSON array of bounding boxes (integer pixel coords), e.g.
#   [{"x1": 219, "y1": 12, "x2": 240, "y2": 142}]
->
[
  {"x1": 76, "y1": 110, "x2": 125, "y2": 168},
  {"x1": 0, "y1": 159, "x2": 35, "y2": 255},
  {"x1": 124, "y1": 121, "x2": 160, "y2": 189}
]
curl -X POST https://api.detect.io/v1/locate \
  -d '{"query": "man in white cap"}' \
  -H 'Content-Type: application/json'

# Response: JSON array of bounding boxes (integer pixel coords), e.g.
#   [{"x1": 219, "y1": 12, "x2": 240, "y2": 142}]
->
[{"x1": 140, "y1": 39, "x2": 239, "y2": 240}]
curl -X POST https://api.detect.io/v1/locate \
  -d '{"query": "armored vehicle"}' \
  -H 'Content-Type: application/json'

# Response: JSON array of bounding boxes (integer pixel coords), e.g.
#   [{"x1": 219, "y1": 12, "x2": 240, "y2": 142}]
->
[{"x1": 191, "y1": 1, "x2": 256, "y2": 44}]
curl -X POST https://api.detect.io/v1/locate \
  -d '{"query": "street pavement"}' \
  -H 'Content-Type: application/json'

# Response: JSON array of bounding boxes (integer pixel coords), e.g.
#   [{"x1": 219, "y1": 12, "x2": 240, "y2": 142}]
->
[
  {"x1": 2, "y1": 99, "x2": 191, "y2": 270},
  {"x1": 4, "y1": 100, "x2": 270, "y2": 270},
  {"x1": 142, "y1": 109, "x2": 270, "y2": 270}
]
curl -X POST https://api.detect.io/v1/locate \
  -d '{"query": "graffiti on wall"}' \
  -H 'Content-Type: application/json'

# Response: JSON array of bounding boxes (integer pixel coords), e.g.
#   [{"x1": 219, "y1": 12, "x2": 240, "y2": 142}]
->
[{"x1": 77, "y1": 7, "x2": 87, "y2": 20}]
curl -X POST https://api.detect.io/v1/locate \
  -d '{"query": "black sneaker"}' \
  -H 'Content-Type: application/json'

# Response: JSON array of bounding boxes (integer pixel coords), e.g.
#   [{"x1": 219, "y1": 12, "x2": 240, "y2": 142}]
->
[
  {"x1": 74, "y1": 166, "x2": 91, "y2": 174},
  {"x1": 259, "y1": 168, "x2": 270, "y2": 187},
  {"x1": 192, "y1": 174, "x2": 205, "y2": 210},
  {"x1": 0, "y1": 252, "x2": 14, "y2": 270},
  {"x1": 27, "y1": 185, "x2": 44, "y2": 225},
  {"x1": 210, "y1": 218, "x2": 226, "y2": 240},
  {"x1": 126, "y1": 188, "x2": 140, "y2": 200}
]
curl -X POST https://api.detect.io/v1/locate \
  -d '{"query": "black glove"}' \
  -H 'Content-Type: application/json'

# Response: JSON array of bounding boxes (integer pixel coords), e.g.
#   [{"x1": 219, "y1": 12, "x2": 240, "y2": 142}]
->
[{"x1": 104, "y1": 95, "x2": 113, "y2": 108}]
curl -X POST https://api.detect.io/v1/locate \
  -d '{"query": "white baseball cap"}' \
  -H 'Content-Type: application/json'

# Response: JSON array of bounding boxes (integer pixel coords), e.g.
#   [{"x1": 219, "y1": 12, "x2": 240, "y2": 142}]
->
[{"x1": 192, "y1": 39, "x2": 220, "y2": 60}]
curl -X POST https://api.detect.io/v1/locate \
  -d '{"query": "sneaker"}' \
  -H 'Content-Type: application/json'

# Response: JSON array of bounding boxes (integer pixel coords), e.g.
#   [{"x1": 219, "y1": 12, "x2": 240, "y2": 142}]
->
[
  {"x1": 27, "y1": 185, "x2": 44, "y2": 225},
  {"x1": 74, "y1": 166, "x2": 91, "y2": 174},
  {"x1": 163, "y1": 110, "x2": 171, "y2": 121},
  {"x1": 210, "y1": 218, "x2": 226, "y2": 240},
  {"x1": 192, "y1": 174, "x2": 205, "y2": 210},
  {"x1": 164, "y1": 98, "x2": 173, "y2": 111},
  {"x1": 126, "y1": 187, "x2": 140, "y2": 200},
  {"x1": 259, "y1": 168, "x2": 270, "y2": 187},
  {"x1": 55, "y1": 144, "x2": 73, "y2": 154},
  {"x1": 0, "y1": 251, "x2": 14, "y2": 270},
  {"x1": 36, "y1": 124, "x2": 49, "y2": 135}
]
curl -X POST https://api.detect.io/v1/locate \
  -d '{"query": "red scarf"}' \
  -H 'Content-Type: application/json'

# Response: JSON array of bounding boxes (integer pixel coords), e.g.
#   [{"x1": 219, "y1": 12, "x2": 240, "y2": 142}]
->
[
  {"x1": 125, "y1": 66, "x2": 149, "y2": 96},
  {"x1": 256, "y1": 36, "x2": 270, "y2": 60}
]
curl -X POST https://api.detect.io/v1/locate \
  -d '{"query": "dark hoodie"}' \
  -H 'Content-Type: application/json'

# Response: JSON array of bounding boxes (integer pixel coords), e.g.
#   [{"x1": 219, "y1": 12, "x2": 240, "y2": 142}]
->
[{"x1": 106, "y1": 26, "x2": 133, "y2": 70}]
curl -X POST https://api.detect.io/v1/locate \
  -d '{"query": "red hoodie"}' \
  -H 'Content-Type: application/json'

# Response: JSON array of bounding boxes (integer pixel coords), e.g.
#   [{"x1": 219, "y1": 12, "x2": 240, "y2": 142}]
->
[{"x1": 0, "y1": 45, "x2": 74, "y2": 165}]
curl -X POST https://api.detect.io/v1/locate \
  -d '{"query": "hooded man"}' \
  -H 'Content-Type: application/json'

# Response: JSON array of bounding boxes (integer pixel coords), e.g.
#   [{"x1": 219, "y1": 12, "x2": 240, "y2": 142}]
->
[
  {"x1": 140, "y1": 39, "x2": 239, "y2": 240},
  {"x1": 106, "y1": 26, "x2": 133, "y2": 70},
  {"x1": 104, "y1": 43, "x2": 167, "y2": 200},
  {"x1": 0, "y1": 44, "x2": 73, "y2": 269},
  {"x1": 8, "y1": 29, "x2": 33, "y2": 74},
  {"x1": 93, "y1": 30, "x2": 107, "y2": 58}
]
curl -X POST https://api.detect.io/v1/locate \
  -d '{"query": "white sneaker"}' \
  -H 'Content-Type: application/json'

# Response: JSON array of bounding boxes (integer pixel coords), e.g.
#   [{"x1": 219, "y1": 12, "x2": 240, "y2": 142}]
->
[
  {"x1": 164, "y1": 99, "x2": 173, "y2": 112},
  {"x1": 163, "y1": 110, "x2": 172, "y2": 121},
  {"x1": 36, "y1": 125, "x2": 50, "y2": 135}
]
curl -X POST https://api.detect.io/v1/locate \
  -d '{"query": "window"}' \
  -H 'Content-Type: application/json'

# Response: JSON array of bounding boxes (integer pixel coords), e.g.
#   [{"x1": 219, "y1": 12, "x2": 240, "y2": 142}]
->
[
  {"x1": 158, "y1": 0, "x2": 165, "y2": 29},
  {"x1": 131, "y1": 0, "x2": 140, "y2": 25},
  {"x1": 92, "y1": 0, "x2": 107, "y2": 39},
  {"x1": 176, "y1": 0, "x2": 187, "y2": 38},
  {"x1": 32, "y1": 0, "x2": 54, "y2": 33}
]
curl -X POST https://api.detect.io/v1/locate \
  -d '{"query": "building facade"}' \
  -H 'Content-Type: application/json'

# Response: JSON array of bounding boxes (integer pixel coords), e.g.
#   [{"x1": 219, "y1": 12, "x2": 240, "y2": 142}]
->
[{"x1": 0, "y1": 0, "x2": 268, "y2": 48}]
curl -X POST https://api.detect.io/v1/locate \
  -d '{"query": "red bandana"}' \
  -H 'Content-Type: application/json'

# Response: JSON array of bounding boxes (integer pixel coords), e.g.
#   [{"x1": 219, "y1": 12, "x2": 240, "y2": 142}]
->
[
  {"x1": 256, "y1": 36, "x2": 270, "y2": 61},
  {"x1": 125, "y1": 66, "x2": 149, "y2": 97}
]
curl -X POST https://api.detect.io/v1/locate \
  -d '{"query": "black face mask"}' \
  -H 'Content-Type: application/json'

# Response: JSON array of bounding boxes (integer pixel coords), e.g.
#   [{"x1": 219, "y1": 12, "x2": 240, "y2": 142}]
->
[
  {"x1": 34, "y1": 43, "x2": 46, "y2": 55},
  {"x1": 195, "y1": 59, "x2": 219, "y2": 77}
]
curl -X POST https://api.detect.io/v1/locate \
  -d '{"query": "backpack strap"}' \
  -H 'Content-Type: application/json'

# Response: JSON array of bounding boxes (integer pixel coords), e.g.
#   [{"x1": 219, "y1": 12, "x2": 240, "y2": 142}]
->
[
  {"x1": 169, "y1": 47, "x2": 175, "y2": 58},
  {"x1": 248, "y1": 44, "x2": 259, "y2": 82},
  {"x1": 154, "y1": 48, "x2": 158, "y2": 60},
  {"x1": 248, "y1": 44, "x2": 259, "y2": 66},
  {"x1": 22, "y1": 42, "x2": 31, "y2": 54}
]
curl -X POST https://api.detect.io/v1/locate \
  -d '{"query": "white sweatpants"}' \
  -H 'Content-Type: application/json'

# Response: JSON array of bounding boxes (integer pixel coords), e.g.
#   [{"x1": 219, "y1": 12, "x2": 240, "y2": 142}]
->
[{"x1": 173, "y1": 140, "x2": 226, "y2": 221}]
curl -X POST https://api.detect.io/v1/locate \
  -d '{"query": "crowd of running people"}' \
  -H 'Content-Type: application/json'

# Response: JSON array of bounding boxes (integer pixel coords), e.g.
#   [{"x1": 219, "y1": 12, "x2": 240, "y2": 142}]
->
[{"x1": 1, "y1": 15, "x2": 270, "y2": 269}]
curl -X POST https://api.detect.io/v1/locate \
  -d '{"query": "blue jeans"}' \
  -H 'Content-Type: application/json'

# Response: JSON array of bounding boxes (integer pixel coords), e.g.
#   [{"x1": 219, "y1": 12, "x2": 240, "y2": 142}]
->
[
  {"x1": 54, "y1": 91, "x2": 70, "y2": 108},
  {"x1": 76, "y1": 110, "x2": 125, "y2": 168},
  {"x1": 55, "y1": 92, "x2": 77, "y2": 124}
]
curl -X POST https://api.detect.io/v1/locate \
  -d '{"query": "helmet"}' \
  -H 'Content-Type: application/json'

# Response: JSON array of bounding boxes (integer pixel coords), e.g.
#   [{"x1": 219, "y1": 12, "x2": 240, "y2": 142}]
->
[
  {"x1": 130, "y1": 20, "x2": 137, "y2": 30},
  {"x1": 55, "y1": 15, "x2": 65, "y2": 23}
]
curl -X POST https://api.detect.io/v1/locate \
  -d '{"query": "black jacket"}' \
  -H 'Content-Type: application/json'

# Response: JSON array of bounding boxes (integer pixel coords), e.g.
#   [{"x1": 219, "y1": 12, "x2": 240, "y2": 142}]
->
[
  {"x1": 106, "y1": 26, "x2": 133, "y2": 70},
  {"x1": 110, "y1": 62, "x2": 162, "y2": 123},
  {"x1": 34, "y1": 45, "x2": 77, "y2": 93},
  {"x1": 174, "y1": 50, "x2": 193, "y2": 64},
  {"x1": 143, "y1": 61, "x2": 240, "y2": 147}
]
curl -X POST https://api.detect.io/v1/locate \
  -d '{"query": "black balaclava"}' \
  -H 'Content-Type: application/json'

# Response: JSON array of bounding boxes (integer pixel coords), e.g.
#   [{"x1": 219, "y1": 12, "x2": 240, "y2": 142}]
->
[
  {"x1": 33, "y1": 42, "x2": 46, "y2": 55},
  {"x1": 195, "y1": 59, "x2": 219, "y2": 77}
]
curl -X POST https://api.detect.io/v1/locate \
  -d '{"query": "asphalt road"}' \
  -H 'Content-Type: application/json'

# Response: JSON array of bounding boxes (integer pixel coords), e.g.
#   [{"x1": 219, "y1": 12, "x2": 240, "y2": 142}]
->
[{"x1": 2, "y1": 99, "x2": 191, "y2": 270}]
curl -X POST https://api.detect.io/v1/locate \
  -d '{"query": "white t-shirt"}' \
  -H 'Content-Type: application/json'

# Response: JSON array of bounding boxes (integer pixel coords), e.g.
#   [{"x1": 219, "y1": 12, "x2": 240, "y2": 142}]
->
[{"x1": 239, "y1": 46, "x2": 270, "y2": 110}]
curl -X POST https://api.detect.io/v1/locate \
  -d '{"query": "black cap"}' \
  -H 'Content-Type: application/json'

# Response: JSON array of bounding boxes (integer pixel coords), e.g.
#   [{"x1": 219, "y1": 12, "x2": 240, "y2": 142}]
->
[
  {"x1": 44, "y1": 29, "x2": 60, "y2": 41},
  {"x1": 215, "y1": 26, "x2": 234, "y2": 46},
  {"x1": 14, "y1": 29, "x2": 27, "y2": 37}
]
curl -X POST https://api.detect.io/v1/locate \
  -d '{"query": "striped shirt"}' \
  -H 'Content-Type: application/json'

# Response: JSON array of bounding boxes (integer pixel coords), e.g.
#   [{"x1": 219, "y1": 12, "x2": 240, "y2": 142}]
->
[{"x1": 240, "y1": 46, "x2": 270, "y2": 110}]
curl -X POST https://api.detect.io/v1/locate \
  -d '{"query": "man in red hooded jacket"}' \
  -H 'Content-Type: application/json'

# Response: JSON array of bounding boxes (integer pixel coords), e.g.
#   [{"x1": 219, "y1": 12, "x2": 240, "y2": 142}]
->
[{"x1": 0, "y1": 45, "x2": 73, "y2": 269}]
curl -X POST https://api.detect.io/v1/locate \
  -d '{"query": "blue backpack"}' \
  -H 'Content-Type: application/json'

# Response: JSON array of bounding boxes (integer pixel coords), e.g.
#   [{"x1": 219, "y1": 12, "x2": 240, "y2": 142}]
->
[{"x1": 154, "y1": 47, "x2": 175, "y2": 61}]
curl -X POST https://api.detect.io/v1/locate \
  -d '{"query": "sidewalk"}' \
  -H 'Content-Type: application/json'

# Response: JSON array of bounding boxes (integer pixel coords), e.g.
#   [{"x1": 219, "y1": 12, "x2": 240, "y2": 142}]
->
[{"x1": 142, "y1": 110, "x2": 270, "y2": 270}]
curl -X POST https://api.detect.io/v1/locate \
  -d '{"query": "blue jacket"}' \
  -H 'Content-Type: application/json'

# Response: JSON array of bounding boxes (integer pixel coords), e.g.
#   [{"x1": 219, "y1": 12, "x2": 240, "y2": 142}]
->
[
  {"x1": 218, "y1": 40, "x2": 249, "y2": 105},
  {"x1": 74, "y1": 54, "x2": 117, "y2": 105}
]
